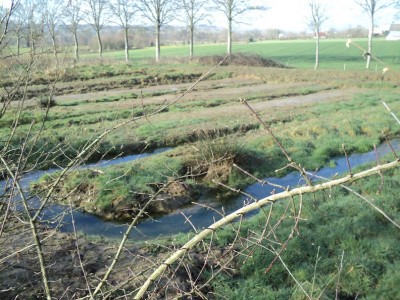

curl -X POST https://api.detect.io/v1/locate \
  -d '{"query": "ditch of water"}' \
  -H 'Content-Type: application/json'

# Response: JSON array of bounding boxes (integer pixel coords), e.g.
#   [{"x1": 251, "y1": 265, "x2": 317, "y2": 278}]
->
[{"x1": 2, "y1": 140, "x2": 399, "y2": 240}]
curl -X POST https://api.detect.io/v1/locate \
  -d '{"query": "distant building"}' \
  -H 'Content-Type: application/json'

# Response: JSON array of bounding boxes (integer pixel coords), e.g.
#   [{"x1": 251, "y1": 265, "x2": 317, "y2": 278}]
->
[
  {"x1": 314, "y1": 32, "x2": 327, "y2": 39},
  {"x1": 386, "y1": 24, "x2": 400, "y2": 41}
]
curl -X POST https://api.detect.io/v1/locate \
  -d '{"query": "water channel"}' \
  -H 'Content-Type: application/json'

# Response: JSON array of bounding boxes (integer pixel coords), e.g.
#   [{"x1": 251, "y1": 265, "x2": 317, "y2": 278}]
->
[{"x1": 2, "y1": 140, "x2": 399, "y2": 240}]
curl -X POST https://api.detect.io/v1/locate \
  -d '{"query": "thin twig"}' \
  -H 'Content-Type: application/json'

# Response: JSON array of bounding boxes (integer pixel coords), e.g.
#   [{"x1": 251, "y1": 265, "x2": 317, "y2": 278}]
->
[
  {"x1": 265, "y1": 195, "x2": 303, "y2": 274},
  {"x1": 311, "y1": 246, "x2": 321, "y2": 298},
  {"x1": 273, "y1": 246, "x2": 312, "y2": 300},
  {"x1": 88, "y1": 186, "x2": 170, "y2": 299},
  {"x1": 373, "y1": 144, "x2": 384, "y2": 193},
  {"x1": 382, "y1": 133, "x2": 399, "y2": 160},
  {"x1": 240, "y1": 98, "x2": 312, "y2": 186},
  {"x1": 342, "y1": 144, "x2": 352, "y2": 176},
  {"x1": 335, "y1": 250, "x2": 345, "y2": 300},
  {"x1": 382, "y1": 101, "x2": 400, "y2": 125},
  {"x1": 0, "y1": 155, "x2": 52, "y2": 300},
  {"x1": 69, "y1": 201, "x2": 93, "y2": 298},
  {"x1": 233, "y1": 163, "x2": 287, "y2": 191},
  {"x1": 306, "y1": 171, "x2": 400, "y2": 230}
]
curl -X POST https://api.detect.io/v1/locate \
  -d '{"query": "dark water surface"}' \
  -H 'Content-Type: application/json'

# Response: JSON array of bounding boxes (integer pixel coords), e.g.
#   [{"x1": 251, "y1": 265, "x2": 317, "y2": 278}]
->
[{"x1": 2, "y1": 141, "x2": 399, "y2": 240}]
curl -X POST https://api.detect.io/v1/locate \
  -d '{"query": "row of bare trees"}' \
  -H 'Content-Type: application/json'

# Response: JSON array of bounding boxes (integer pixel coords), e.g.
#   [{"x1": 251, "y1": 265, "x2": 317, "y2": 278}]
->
[
  {"x1": 309, "y1": 0, "x2": 397, "y2": 70},
  {"x1": 2, "y1": 0, "x2": 266, "y2": 63},
  {"x1": 355, "y1": 0, "x2": 397, "y2": 69},
  {"x1": 2, "y1": 0, "x2": 398, "y2": 66}
]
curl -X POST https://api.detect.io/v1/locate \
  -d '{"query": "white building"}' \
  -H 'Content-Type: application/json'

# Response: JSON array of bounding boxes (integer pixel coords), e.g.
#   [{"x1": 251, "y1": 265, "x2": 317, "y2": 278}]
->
[{"x1": 386, "y1": 24, "x2": 400, "y2": 41}]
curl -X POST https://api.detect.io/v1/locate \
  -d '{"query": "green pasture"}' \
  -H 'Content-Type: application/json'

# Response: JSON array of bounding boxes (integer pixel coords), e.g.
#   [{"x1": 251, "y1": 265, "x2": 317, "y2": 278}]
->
[{"x1": 78, "y1": 38, "x2": 400, "y2": 70}]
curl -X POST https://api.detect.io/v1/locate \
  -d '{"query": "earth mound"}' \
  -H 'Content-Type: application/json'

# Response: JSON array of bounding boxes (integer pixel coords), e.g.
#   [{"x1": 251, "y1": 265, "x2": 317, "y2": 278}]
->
[{"x1": 196, "y1": 53, "x2": 288, "y2": 68}]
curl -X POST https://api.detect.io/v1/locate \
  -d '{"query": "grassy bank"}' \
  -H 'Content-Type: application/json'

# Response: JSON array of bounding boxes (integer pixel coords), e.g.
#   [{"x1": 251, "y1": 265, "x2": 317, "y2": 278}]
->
[
  {"x1": 36, "y1": 85, "x2": 400, "y2": 220},
  {"x1": 207, "y1": 162, "x2": 400, "y2": 299}
]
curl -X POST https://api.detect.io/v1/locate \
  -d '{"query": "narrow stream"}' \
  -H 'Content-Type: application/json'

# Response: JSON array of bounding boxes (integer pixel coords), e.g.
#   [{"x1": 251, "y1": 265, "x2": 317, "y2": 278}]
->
[{"x1": 3, "y1": 141, "x2": 399, "y2": 240}]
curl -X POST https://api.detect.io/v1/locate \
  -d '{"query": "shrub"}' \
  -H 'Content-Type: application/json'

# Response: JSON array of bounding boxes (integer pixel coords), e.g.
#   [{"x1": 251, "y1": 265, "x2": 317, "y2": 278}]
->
[{"x1": 37, "y1": 95, "x2": 57, "y2": 108}]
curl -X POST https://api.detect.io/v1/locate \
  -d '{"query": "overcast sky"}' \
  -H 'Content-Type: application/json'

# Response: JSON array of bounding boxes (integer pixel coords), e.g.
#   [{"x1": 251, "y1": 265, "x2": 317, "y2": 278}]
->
[
  {"x1": 239, "y1": 0, "x2": 398, "y2": 32},
  {"x1": 1, "y1": 0, "x2": 398, "y2": 32}
]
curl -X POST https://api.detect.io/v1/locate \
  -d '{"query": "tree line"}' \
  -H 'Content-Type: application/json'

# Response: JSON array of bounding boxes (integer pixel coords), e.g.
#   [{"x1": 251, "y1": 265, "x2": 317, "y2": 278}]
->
[
  {"x1": 1, "y1": 0, "x2": 398, "y2": 66},
  {"x1": 1, "y1": 0, "x2": 266, "y2": 63}
]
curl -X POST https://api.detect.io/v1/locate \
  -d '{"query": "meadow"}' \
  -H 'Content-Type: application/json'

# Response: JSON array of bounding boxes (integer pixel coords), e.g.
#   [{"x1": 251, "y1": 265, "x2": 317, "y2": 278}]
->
[
  {"x1": 79, "y1": 38, "x2": 400, "y2": 70},
  {"x1": 2, "y1": 38, "x2": 400, "y2": 298}
]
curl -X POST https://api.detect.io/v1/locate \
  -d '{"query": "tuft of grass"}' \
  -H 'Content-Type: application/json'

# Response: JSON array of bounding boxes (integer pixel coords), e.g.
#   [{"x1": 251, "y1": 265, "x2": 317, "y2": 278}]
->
[{"x1": 37, "y1": 95, "x2": 57, "y2": 108}]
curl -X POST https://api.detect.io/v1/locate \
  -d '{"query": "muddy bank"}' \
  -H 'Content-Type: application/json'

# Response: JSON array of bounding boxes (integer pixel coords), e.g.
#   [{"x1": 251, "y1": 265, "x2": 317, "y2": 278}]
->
[
  {"x1": 57, "y1": 179, "x2": 202, "y2": 221},
  {"x1": 0, "y1": 219, "x2": 221, "y2": 299}
]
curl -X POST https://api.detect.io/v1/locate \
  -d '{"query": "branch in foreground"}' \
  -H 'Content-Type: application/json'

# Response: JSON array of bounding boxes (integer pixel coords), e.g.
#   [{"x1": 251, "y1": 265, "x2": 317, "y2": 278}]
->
[
  {"x1": 134, "y1": 158, "x2": 400, "y2": 299},
  {"x1": 382, "y1": 101, "x2": 400, "y2": 126}
]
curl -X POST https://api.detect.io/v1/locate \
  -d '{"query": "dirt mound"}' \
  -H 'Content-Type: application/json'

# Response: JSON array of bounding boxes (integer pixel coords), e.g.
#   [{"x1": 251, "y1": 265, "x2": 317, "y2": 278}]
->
[{"x1": 196, "y1": 53, "x2": 288, "y2": 68}]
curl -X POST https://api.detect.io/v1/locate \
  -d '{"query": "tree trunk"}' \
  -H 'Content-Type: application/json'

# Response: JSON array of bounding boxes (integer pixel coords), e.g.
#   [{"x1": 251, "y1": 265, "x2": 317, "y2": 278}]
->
[
  {"x1": 227, "y1": 17, "x2": 232, "y2": 55},
  {"x1": 51, "y1": 34, "x2": 57, "y2": 58},
  {"x1": 28, "y1": 29, "x2": 34, "y2": 55},
  {"x1": 366, "y1": 17, "x2": 373, "y2": 69},
  {"x1": 73, "y1": 31, "x2": 79, "y2": 62},
  {"x1": 189, "y1": 24, "x2": 194, "y2": 58},
  {"x1": 314, "y1": 32, "x2": 319, "y2": 70},
  {"x1": 96, "y1": 29, "x2": 103, "y2": 61},
  {"x1": 124, "y1": 27, "x2": 129, "y2": 62},
  {"x1": 155, "y1": 24, "x2": 160, "y2": 62},
  {"x1": 16, "y1": 34, "x2": 20, "y2": 56},
  {"x1": 30, "y1": 32, "x2": 35, "y2": 56}
]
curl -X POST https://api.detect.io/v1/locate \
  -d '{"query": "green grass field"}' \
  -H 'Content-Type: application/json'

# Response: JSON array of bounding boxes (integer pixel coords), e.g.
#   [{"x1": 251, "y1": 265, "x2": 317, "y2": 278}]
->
[{"x1": 76, "y1": 38, "x2": 400, "y2": 70}]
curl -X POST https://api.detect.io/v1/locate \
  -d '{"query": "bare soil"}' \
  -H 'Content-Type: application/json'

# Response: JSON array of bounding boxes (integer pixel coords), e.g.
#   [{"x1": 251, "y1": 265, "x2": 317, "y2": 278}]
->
[{"x1": 0, "y1": 219, "x2": 216, "y2": 299}]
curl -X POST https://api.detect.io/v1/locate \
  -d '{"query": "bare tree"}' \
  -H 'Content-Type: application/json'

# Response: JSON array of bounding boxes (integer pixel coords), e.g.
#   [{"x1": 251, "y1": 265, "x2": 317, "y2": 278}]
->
[
  {"x1": 354, "y1": 0, "x2": 394, "y2": 69},
  {"x1": 10, "y1": 2, "x2": 24, "y2": 56},
  {"x1": 83, "y1": 0, "x2": 109, "y2": 61},
  {"x1": 0, "y1": 3, "x2": 57, "y2": 299},
  {"x1": 138, "y1": 0, "x2": 177, "y2": 62},
  {"x1": 109, "y1": 0, "x2": 138, "y2": 62},
  {"x1": 180, "y1": 0, "x2": 208, "y2": 58},
  {"x1": 212, "y1": 0, "x2": 267, "y2": 54},
  {"x1": 63, "y1": 0, "x2": 83, "y2": 62},
  {"x1": 1, "y1": 1, "x2": 20, "y2": 55},
  {"x1": 43, "y1": 0, "x2": 63, "y2": 58},
  {"x1": 17, "y1": 0, "x2": 46, "y2": 55},
  {"x1": 308, "y1": 0, "x2": 327, "y2": 70}
]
